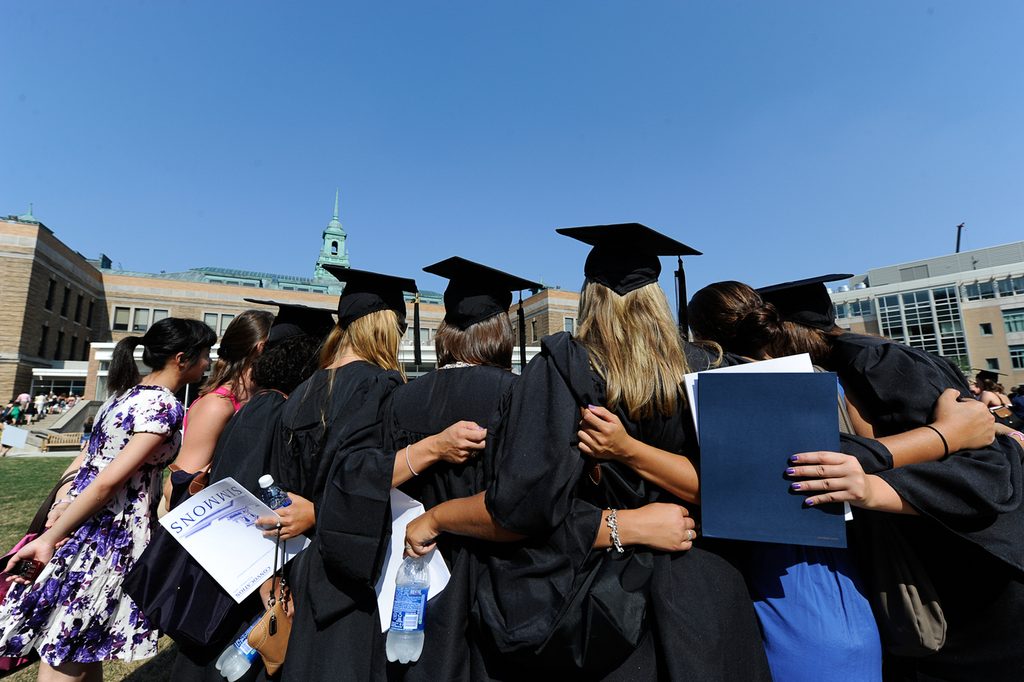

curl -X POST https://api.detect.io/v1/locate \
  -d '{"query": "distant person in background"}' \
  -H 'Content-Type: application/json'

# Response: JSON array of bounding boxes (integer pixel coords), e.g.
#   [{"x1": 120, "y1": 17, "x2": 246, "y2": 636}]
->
[
  {"x1": 974, "y1": 369, "x2": 1013, "y2": 408},
  {"x1": 1012, "y1": 386, "x2": 1024, "y2": 420},
  {"x1": 163, "y1": 309, "x2": 273, "y2": 509},
  {"x1": 0, "y1": 317, "x2": 216, "y2": 682}
]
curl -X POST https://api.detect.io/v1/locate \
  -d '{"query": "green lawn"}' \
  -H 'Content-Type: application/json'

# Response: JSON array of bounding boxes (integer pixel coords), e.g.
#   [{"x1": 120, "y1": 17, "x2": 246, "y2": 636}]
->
[{"x1": 0, "y1": 457, "x2": 176, "y2": 681}]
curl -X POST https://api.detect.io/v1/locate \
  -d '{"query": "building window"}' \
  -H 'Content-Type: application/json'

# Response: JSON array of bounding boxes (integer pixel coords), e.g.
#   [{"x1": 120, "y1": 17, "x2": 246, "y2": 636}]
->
[
  {"x1": 531, "y1": 319, "x2": 538, "y2": 342},
  {"x1": 980, "y1": 323, "x2": 993, "y2": 336},
  {"x1": 69, "y1": 336, "x2": 78, "y2": 360},
  {"x1": 1004, "y1": 309, "x2": 1024, "y2": 334},
  {"x1": 112, "y1": 307, "x2": 131, "y2": 331},
  {"x1": 564, "y1": 317, "x2": 575, "y2": 334},
  {"x1": 74, "y1": 294, "x2": 84, "y2": 322},
  {"x1": 60, "y1": 286, "x2": 71, "y2": 316},
  {"x1": 38, "y1": 325, "x2": 49, "y2": 356},
  {"x1": 45, "y1": 279, "x2": 56, "y2": 310},
  {"x1": 153, "y1": 309, "x2": 169, "y2": 323},
  {"x1": 55, "y1": 330, "x2": 65, "y2": 360},
  {"x1": 331, "y1": 241, "x2": 339, "y2": 255},
  {"x1": 1011, "y1": 345, "x2": 1024, "y2": 370},
  {"x1": 203, "y1": 312, "x2": 236, "y2": 336},
  {"x1": 849, "y1": 300, "x2": 874, "y2": 317},
  {"x1": 81, "y1": 340, "x2": 90, "y2": 361},
  {"x1": 86, "y1": 300, "x2": 95, "y2": 327},
  {"x1": 986, "y1": 358, "x2": 1000, "y2": 371},
  {"x1": 133, "y1": 308, "x2": 151, "y2": 332},
  {"x1": 964, "y1": 281, "x2": 997, "y2": 301}
]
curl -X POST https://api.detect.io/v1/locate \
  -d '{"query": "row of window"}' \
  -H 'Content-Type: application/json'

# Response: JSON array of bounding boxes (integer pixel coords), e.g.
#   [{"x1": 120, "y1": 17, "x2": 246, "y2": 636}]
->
[
  {"x1": 963, "y1": 276, "x2": 1024, "y2": 301},
  {"x1": 112, "y1": 307, "x2": 170, "y2": 332},
  {"x1": 37, "y1": 324, "x2": 89, "y2": 362},
  {"x1": 1012, "y1": 346, "x2": 1024, "y2": 370},
  {"x1": 43, "y1": 279, "x2": 96, "y2": 327}
]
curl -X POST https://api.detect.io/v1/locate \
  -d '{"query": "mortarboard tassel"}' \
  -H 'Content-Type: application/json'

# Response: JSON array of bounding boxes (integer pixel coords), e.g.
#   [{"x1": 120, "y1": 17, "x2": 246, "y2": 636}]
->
[
  {"x1": 675, "y1": 255, "x2": 688, "y2": 339},
  {"x1": 413, "y1": 293, "x2": 422, "y2": 370},
  {"x1": 518, "y1": 292, "x2": 527, "y2": 371}
]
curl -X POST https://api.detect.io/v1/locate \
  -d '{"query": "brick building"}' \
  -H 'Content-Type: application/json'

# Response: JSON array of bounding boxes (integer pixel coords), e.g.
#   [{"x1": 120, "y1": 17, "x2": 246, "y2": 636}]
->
[{"x1": 1, "y1": 201, "x2": 579, "y2": 401}]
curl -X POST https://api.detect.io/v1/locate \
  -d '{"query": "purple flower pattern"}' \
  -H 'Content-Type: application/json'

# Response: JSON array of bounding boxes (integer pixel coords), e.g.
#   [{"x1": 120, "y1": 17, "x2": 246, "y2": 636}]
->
[{"x1": 0, "y1": 385, "x2": 183, "y2": 665}]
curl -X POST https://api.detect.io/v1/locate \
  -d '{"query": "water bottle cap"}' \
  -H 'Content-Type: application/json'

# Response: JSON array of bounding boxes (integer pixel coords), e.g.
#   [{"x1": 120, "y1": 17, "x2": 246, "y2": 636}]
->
[{"x1": 258, "y1": 475, "x2": 274, "y2": 489}]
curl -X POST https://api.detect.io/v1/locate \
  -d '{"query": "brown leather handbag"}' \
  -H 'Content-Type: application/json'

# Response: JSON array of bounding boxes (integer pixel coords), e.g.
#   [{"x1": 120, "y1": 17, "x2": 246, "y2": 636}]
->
[{"x1": 247, "y1": 528, "x2": 294, "y2": 676}]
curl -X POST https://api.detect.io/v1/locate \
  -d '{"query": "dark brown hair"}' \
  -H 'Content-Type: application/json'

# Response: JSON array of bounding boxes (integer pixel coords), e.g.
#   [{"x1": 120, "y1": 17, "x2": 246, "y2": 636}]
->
[
  {"x1": 766, "y1": 321, "x2": 844, "y2": 366},
  {"x1": 202, "y1": 309, "x2": 274, "y2": 396},
  {"x1": 688, "y1": 281, "x2": 782, "y2": 359},
  {"x1": 108, "y1": 318, "x2": 217, "y2": 395},
  {"x1": 434, "y1": 314, "x2": 514, "y2": 370}
]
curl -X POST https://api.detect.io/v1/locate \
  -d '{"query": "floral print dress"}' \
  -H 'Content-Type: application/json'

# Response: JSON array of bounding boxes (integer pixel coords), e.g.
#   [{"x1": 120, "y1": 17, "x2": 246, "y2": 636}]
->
[{"x1": 0, "y1": 385, "x2": 184, "y2": 665}]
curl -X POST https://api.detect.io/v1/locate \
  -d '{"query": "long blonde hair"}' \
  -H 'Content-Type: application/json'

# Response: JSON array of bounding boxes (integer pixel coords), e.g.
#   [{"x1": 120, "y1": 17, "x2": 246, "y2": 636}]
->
[
  {"x1": 320, "y1": 308, "x2": 404, "y2": 375},
  {"x1": 576, "y1": 280, "x2": 689, "y2": 420}
]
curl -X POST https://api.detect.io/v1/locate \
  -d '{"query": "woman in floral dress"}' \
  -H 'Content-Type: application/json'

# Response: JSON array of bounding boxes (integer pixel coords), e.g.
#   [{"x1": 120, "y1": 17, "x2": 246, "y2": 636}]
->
[{"x1": 1, "y1": 317, "x2": 216, "y2": 682}]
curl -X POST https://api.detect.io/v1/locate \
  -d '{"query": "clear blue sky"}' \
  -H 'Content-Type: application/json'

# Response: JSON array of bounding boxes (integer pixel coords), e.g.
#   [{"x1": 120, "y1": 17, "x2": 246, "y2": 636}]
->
[{"x1": 2, "y1": 1, "x2": 1022, "y2": 300}]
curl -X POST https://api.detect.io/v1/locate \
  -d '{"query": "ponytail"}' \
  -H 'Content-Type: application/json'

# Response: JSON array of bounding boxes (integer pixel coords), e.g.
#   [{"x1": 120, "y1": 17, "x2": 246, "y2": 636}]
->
[{"x1": 108, "y1": 336, "x2": 144, "y2": 396}]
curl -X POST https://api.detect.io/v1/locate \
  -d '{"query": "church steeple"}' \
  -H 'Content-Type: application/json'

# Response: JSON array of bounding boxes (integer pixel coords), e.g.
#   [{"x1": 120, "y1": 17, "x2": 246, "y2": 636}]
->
[{"x1": 315, "y1": 189, "x2": 350, "y2": 279}]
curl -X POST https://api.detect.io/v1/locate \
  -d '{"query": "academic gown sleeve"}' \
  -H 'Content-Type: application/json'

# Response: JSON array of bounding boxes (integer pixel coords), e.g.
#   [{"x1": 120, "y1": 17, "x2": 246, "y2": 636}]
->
[
  {"x1": 477, "y1": 335, "x2": 603, "y2": 653},
  {"x1": 316, "y1": 370, "x2": 404, "y2": 588},
  {"x1": 834, "y1": 335, "x2": 1024, "y2": 570}
]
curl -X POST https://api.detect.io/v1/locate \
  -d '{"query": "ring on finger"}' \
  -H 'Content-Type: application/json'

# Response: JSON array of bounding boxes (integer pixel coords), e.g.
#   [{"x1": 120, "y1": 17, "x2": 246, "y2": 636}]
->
[{"x1": 687, "y1": 529, "x2": 696, "y2": 541}]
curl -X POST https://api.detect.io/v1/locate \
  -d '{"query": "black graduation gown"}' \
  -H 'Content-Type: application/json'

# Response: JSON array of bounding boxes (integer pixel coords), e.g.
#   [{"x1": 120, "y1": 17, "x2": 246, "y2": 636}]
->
[
  {"x1": 277, "y1": 363, "x2": 404, "y2": 682},
  {"x1": 479, "y1": 332, "x2": 772, "y2": 681},
  {"x1": 170, "y1": 390, "x2": 288, "y2": 682},
  {"x1": 830, "y1": 332, "x2": 1024, "y2": 681},
  {"x1": 377, "y1": 365, "x2": 518, "y2": 682}
]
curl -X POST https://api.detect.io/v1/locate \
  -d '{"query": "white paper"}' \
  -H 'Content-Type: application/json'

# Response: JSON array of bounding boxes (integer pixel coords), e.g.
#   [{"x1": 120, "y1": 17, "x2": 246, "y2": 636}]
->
[
  {"x1": 685, "y1": 354, "x2": 852, "y2": 520},
  {"x1": 159, "y1": 477, "x2": 309, "y2": 603},
  {"x1": 375, "y1": 489, "x2": 452, "y2": 632},
  {"x1": 0, "y1": 426, "x2": 29, "y2": 448}
]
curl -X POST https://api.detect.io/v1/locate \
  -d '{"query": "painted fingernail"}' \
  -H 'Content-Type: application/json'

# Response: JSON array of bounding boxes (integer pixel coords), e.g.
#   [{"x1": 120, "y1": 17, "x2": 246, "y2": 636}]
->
[
  {"x1": 790, "y1": 482, "x2": 801, "y2": 490},
  {"x1": 587, "y1": 404, "x2": 597, "y2": 410},
  {"x1": 785, "y1": 468, "x2": 796, "y2": 475},
  {"x1": 805, "y1": 499, "x2": 815, "y2": 506},
  {"x1": 789, "y1": 455, "x2": 799, "y2": 463}
]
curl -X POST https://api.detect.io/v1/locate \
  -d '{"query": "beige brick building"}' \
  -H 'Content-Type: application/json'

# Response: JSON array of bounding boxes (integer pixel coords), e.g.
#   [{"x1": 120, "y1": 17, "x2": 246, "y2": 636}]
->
[
  {"x1": 831, "y1": 241, "x2": 1024, "y2": 389},
  {"x1": 1, "y1": 208, "x2": 580, "y2": 402}
]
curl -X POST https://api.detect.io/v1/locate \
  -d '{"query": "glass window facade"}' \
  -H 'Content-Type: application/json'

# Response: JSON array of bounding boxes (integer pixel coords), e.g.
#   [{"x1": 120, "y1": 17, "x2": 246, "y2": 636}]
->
[
  {"x1": 877, "y1": 286, "x2": 968, "y2": 369},
  {"x1": 1004, "y1": 309, "x2": 1024, "y2": 333},
  {"x1": 1011, "y1": 345, "x2": 1024, "y2": 370}
]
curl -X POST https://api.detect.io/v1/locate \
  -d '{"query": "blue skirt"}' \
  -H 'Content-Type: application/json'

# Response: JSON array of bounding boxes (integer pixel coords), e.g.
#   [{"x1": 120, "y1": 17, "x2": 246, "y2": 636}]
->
[{"x1": 748, "y1": 544, "x2": 882, "y2": 682}]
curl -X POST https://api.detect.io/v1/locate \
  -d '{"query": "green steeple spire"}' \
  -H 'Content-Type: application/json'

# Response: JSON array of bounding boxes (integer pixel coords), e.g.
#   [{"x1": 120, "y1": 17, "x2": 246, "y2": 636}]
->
[
  {"x1": 18, "y1": 203, "x2": 39, "y2": 224},
  {"x1": 315, "y1": 189, "x2": 350, "y2": 279}
]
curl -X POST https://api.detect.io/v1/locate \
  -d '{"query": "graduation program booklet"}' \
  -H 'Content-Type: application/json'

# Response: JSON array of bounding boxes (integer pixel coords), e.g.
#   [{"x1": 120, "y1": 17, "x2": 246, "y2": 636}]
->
[
  {"x1": 159, "y1": 477, "x2": 309, "y2": 603},
  {"x1": 697, "y1": 372, "x2": 847, "y2": 548},
  {"x1": 375, "y1": 489, "x2": 452, "y2": 632}
]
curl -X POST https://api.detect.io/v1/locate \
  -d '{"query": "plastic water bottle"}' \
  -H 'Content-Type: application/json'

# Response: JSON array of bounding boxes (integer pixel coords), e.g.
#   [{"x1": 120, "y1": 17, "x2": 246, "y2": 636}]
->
[
  {"x1": 216, "y1": 617, "x2": 261, "y2": 681},
  {"x1": 386, "y1": 556, "x2": 429, "y2": 663},
  {"x1": 258, "y1": 475, "x2": 291, "y2": 509}
]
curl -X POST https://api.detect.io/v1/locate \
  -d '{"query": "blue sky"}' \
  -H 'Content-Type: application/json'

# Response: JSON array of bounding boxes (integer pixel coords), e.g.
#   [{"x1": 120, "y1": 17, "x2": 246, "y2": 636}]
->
[{"x1": 2, "y1": 2, "x2": 1022, "y2": 300}]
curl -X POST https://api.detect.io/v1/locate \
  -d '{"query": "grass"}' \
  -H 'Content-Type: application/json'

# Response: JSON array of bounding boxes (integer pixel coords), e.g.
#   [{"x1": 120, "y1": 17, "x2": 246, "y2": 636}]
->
[{"x1": 0, "y1": 457, "x2": 176, "y2": 681}]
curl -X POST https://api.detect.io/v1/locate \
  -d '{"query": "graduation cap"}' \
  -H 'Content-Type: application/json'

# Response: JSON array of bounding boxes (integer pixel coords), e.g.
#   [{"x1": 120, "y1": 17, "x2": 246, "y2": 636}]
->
[
  {"x1": 972, "y1": 368, "x2": 1007, "y2": 383},
  {"x1": 556, "y1": 222, "x2": 702, "y2": 333},
  {"x1": 244, "y1": 298, "x2": 336, "y2": 346},
  {"x1": 424, "y1": 257, "x2": 542, "y2": 369},
  {"x1": 423, "y1": 257, "x2": 542, "y2": 330},
  {"x1": 756, "y1": 273, "x2": 853, "y2": 332},
  {"x1": 322, "y1": 265, "x2": 418, "y2": 331}
]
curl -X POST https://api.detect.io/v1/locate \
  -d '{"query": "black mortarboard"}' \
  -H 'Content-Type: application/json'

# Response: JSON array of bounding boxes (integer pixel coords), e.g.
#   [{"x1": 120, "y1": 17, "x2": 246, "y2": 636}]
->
[
  {"x1": 972, "y1": 368, "x2": 1007, "y2": 383},
  {"x1": 556, "y1": 223, "x2": 702, "y2": 296},
  {"x1": 423, "y1": 257, "x2": 542, "y2": 330},
  {"x1": 756, "y1": 274, "x2": 853, "y2": 332},
  {"x1": 244, "y1": 298, "x2": 336, "y2": 346},
  {"x1": 323, "y1": 265, "x2": 418, "y2": 330}
]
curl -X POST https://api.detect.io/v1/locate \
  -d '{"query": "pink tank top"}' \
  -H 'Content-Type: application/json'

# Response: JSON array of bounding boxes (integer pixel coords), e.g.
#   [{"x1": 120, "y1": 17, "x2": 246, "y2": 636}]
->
[{"x1": 182, "y1": 385, "x2": 242, "y2": 433}]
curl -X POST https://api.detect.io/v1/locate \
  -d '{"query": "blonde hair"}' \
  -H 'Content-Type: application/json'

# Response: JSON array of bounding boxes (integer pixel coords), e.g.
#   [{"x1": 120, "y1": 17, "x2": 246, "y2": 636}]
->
[
  {"x1": 320, "y1": 308, "x2": 405, "y2": 376},
  {"x1": 576, "y1": 281, "x2": 689, "y2": 420}
]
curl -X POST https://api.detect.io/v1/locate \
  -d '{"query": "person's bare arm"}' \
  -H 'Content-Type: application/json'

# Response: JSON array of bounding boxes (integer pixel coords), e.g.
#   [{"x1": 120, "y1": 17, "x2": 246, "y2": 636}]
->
[
  {"x1": 390, "y1": 422, "x2": 487, "y2": 487},
  {"x1": 576, "y1": 406, "x2": 699, "y2": 503},
  {"x1": 7, "y1": 432, "x2": 166, "y2": 580},
  {"x1": 162, "y1": 395, "x2": 235, "y2": 509}
]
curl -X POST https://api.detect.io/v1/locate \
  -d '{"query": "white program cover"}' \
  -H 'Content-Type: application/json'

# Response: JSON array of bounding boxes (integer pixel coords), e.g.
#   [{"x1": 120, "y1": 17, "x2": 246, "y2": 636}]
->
[
  {"x1": 375, "y1": 489, "x2": 452, "y2": 632},
  {"x1": 159, "y1": 477, "x2": 309, "y2": 603}
]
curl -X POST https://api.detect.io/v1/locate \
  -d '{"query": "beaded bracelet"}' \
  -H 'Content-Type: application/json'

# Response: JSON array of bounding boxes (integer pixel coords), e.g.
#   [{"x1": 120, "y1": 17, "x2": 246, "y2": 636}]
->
[{"x1": 606, "y1": 509, "x2": 624, "y2": 553}]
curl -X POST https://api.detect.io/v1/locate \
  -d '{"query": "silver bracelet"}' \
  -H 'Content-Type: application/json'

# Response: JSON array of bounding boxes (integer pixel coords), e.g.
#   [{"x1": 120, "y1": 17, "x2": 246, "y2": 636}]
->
[
  {"x1": 405, "y1": 444, "x2": 419, "y2": 477},
  {"x1": 606, "y1": 509, "x2": 624, "y2": 553}
]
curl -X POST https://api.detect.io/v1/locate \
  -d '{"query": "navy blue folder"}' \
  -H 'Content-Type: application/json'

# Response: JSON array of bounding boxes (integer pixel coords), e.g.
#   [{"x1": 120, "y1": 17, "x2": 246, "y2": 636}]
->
[{"x1": 697, "y1": 372, "x2": 846, "y2": 548}]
